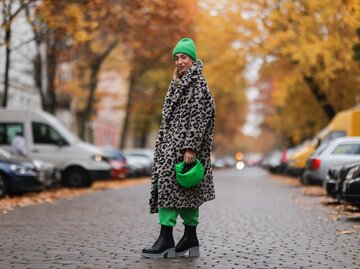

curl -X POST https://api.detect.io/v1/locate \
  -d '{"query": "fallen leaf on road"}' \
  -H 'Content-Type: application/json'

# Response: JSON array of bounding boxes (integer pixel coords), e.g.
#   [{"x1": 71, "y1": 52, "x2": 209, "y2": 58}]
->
[
  {"x1": 0, "y1": 178, "x2": 149, "y2": 214},
  {"x1": 337, "y1": 230, "x2": 357, "y2": 234},
  {"x1": 268, "y1": 173, "x2": 360, "y2": 231},
  {"x1": 269, "y1": 174, "x2": 302, "y2": 187},
  {"x1": 302, "y1": 186, "x2": 325, "y2": 196}
]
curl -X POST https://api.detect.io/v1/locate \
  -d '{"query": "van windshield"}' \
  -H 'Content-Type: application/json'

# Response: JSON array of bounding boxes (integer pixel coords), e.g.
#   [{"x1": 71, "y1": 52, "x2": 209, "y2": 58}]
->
[{"x1": 40, "y1": 113, "x2": 80, "y2": 144}]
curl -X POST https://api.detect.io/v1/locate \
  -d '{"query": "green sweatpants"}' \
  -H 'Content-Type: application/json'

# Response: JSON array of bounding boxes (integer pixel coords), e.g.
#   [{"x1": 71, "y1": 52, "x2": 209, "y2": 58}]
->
[{"x1": 158, "y1": 207, "x2": 199, "y2": 227}]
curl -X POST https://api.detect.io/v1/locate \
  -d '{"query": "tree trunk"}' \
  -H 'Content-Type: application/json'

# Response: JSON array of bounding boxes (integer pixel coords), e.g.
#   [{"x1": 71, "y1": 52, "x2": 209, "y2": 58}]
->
[
  {"x1": 303, "y1": 75, "x2": 336, "y2": 120},
  {"x1": 1, "y1": 1, "x2": 31, "y2": 107},
  {"x1": 78, "y1": 39, "x2": 119, "y2": 141},
  {"x1": 353, "y1": 27, "x2": 360, "y2": 67},
  {"x1": 1, "y1": 6, "x2": 11, "y2": 107},
  {"x1": 33, "y1": 49, "x2": 46, "y2": 110},
  {"x1": 138, "y1": 119, "x2": 151, "y2": 148},
  {"x1": 119, "y1": 47, "x2": 172, "y2": 149},
  {"x1": 120, "y1": 75, "x2": 136, "y2": 149},
  {"x1": 78, "y1": 61, "x2": 101, "y2": 141},
  {"x1": 2, "y1": 22, "x2": 11, "y2": 108},
  {"x1": 45, "y1": 42, "x2": 57, "y2": 114},
  {"x1": 26, "y1": 5, "x2": 46, "y2": 111}
]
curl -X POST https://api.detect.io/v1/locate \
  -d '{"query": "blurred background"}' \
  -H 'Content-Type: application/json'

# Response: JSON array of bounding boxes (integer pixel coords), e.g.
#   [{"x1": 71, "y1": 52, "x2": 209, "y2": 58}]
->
[{"x1": 0, "y1": 0, "x2": 360, "y2": 194}]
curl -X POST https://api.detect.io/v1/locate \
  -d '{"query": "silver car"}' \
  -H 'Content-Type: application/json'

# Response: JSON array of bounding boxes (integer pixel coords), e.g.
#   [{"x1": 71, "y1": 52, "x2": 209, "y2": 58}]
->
[
  {"x1": 123, "y1": 149, "x2": 154, "y2": 177},
  {"x1": 302, "y1": 137, "x2": 360, "y2": 185}
]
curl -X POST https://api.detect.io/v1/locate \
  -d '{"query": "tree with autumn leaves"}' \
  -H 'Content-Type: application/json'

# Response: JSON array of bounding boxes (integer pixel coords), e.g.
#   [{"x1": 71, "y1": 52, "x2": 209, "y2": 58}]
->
[
  {"x1": 1, "y1": 0, "x2": 35, "y2": 107},
  {"x1": 128, "y1": 1, "x2": 248, "y2": 151},
  {"x1": 240, "y1": 0, "x2": 360, "y2": 146},
  {"x1": 6, "y1": 0, "x2": 201, "y2": 142},
  {"x1": 3, "y1": 0, "x2": 359, "y2": 152}
]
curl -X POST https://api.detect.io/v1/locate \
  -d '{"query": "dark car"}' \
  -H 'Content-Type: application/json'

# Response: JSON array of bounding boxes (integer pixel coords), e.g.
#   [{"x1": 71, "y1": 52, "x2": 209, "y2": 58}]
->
[
  {"x1": 325, "y1": 161, "x2": 360, "y2": 201},
  {"x1": 323, "y1": 161, "x2": 360, "y2": 201},
  {"x1": 342, "y1": 163, "x2": 360, "y2": 208},
  {"x1": 0, "y1": 158, "x2": 42, "y2": 198},
  {"x1": 0, "y1": 147, "x2": 60, "y2": 188}
]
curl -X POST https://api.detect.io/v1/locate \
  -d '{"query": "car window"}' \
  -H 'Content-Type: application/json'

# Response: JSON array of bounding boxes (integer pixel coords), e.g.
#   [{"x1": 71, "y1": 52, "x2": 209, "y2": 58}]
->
[
  {"x1": 322, "y1": 131, "x2": 346, "y2": 144},
  {"x1": 0, "y1": 123, "x2": 24, "y2": 145},
  {"x1": 312, "y1": 143, "x2": 330, "y2": 156},
  {"x1": 32, "y1": 122, "x2": 64, "y2": 145},
  {"x1": 127, "y1": 153, "x2": 151, "y2": 159},
  {"x1": 105, "y1": 150, "x2": 125, "y2": 161},
  {"x1": 114, "y1": 152, "x2": 125, "y2": 161},
  {"x1": 331, "y1": 143, "x2": 360, "y2": 155}
]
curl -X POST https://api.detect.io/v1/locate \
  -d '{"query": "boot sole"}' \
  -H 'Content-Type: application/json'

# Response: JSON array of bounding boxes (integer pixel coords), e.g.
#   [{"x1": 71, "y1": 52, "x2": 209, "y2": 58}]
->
[
  {"x1": 141, "y1": 247, "x2": 176, "y2": 259},
  {"x1": 175, "y1": 246, "x2": 200, "y2": 257}
]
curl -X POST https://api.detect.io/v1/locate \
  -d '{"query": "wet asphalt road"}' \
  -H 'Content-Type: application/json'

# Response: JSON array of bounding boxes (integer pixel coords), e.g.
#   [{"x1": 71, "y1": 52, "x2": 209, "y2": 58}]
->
[{"x1": 0, "y1": 167, "x2": 359, "y2": 269}]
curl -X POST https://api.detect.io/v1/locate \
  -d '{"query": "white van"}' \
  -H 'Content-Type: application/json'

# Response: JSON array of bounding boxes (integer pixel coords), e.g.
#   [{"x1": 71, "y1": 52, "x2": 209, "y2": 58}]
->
[{"x1": 0, "y1": 109, "x2": 111, "y2": 187}]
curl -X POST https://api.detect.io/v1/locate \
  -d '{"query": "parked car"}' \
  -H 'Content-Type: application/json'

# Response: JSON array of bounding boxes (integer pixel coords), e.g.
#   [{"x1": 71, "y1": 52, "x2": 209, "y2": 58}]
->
[
  {"x1": 212, "y1": 157, "x2": 226, "y2": 169},
  {"x1": 0, "y1": 109, "x2": 112, "y2": 187},
  {"x1": 286, "y1": 107, "x2": 360, "y2": 177},
  {"x1": 325, "y1": 161, "x2": 360, "y2": 200},
  {"x1": 261, "y1": 150, "x2": 282, "y2": 173},
  {"x1": 123, "y1": 149, "x2": 154, "y2": 176},
  {"x1": 223, "y1": 156, "x2": 236, "y2": 167},
  {"x1": 101, "y1": 147, "x2": 128, "y2": 179},
  {"x1": 244, "y1": 152, "x2": 263, "y2": 166},
  {"x1": 0, "y1": 155, "x2": 42, "y2": 198},
  {"x1": 302, "y1": 137, "x2": 360, "y2": 185},
  {"x1": 278, "y1": 148, "x2": 297, "y2": 174},
  {"x1": 0, "y1": 147, "x2": 60, "y2": 187},
  {"x1": 124, "y1": 155, "x2": 147, "y2": 177},
  {"x1": 342, "y1": 163, "x2": 360, "y2": 208}
]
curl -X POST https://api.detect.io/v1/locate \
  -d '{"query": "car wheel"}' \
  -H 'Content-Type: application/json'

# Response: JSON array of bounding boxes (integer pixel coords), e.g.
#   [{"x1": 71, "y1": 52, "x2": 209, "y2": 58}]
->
[
  {"x1": 0, "y1": 173, "x2": 9, "y2": 198},
  {"x1": 63, "y1": 167, "x2": 92, "y2": 187}
]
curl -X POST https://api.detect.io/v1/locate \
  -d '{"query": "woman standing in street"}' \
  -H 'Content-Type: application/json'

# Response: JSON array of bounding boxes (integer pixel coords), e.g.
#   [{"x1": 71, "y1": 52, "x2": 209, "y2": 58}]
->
[{"x1": 142, "y1": 38, "x2": 216, "y2": 259}]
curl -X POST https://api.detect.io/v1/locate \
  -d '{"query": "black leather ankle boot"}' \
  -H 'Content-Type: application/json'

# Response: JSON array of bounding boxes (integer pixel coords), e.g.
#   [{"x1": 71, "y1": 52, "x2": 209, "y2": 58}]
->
[
  {"x1": 175, "y1": 225, "x2": 200, "y2": 257},
  {"x1": 142, "y1": 225, "x2": 175, "y2": 258}
]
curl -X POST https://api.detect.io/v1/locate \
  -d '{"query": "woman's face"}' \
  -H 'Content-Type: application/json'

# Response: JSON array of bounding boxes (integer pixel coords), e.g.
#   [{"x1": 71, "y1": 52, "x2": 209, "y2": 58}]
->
[{"x1": 174, "y1": 53, "x2": 194, "y2": 74}]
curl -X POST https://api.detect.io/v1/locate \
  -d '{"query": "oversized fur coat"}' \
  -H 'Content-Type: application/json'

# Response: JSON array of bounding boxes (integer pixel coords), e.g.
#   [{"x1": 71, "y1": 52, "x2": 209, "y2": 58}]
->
[{"x1": 149, "y1": 59, "x2": 216, "y2": 214}]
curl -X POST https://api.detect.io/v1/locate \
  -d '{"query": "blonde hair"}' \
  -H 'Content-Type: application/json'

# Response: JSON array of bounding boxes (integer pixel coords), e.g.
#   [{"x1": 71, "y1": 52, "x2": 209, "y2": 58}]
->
[{"x1": 173, "y1": 67, "x2": 182, "y2": 84}]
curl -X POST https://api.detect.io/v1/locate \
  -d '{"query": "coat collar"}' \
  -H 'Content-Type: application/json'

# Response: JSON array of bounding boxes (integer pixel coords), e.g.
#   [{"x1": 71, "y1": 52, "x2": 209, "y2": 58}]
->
[
  {"x1": 173, "y1": 59, "x2": 203, "y2": 102},
  {"x1": 163, "y1": 59, "x2": 204, "y2": 124},
  {"x1": 179, "y1": 59, "x2": 203, "y2": 84}
]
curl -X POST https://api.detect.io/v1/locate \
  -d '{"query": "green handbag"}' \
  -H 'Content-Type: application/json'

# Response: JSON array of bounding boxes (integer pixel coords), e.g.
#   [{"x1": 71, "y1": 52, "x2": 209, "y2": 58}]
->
[{"x1": 175, "y1": 159, "x2": 204, "y2": 189}]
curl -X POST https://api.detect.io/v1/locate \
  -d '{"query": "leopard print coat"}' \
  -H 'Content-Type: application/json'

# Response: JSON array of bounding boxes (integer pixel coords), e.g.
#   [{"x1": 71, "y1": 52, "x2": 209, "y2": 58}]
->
[{"x1": 149, "y1": 59, "x2": 216, "y2": 214}]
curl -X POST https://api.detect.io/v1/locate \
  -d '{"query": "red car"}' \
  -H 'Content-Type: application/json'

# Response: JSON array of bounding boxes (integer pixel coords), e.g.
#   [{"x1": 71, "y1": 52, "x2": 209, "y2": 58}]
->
[{"x1": 102, "y1": 148, "x2": 128, "y2": 179}]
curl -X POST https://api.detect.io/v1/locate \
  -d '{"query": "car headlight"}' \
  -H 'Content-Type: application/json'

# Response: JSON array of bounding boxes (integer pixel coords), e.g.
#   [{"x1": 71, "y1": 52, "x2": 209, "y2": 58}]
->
[
  {"x1": 32, "y1": 160, "x2": 43, "y2": 170},
  {"x1": 10, "y1": 164, "x2": 37, "y2": 176},
  {"x1": 91, "y1": 155, "x2": 108, "y2": 163}
]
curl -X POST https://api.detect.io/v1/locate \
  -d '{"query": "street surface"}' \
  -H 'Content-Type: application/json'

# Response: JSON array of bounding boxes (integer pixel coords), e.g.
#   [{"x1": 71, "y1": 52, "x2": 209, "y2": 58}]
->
[{"x1": 0, "y1": 167, "x2": 359, "y2": 269}]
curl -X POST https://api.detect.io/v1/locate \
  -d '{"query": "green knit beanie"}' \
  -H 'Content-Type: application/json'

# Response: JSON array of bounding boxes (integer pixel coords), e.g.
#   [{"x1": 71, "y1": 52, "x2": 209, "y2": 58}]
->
[{"x1": 172, "y1": 38, "x2": 197, "y2": 61}]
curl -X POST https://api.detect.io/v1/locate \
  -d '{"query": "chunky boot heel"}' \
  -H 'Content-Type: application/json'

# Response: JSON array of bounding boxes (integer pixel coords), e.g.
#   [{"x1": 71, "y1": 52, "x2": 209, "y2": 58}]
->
[
  {"x1": 175, "y1": 225, "x2": 200, "y2": 257},
  {"x1": 188, "y1": 246, "x2": 200, "y2": 257},
  {"x1": 142, "y1": 226, "x2": 175, "y2": 259},
  {"x1": 165, "y1": 247, "x2": 176, "y2": 258},
  {"x1": 176, "y1": 245, "x2": 200, "y2": 257}
]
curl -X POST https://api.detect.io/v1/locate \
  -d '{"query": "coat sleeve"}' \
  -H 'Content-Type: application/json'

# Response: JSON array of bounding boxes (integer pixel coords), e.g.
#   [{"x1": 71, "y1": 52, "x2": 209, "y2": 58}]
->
[{"x1": 183, "y1": 88, "x2": 213, "y2": 153}]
